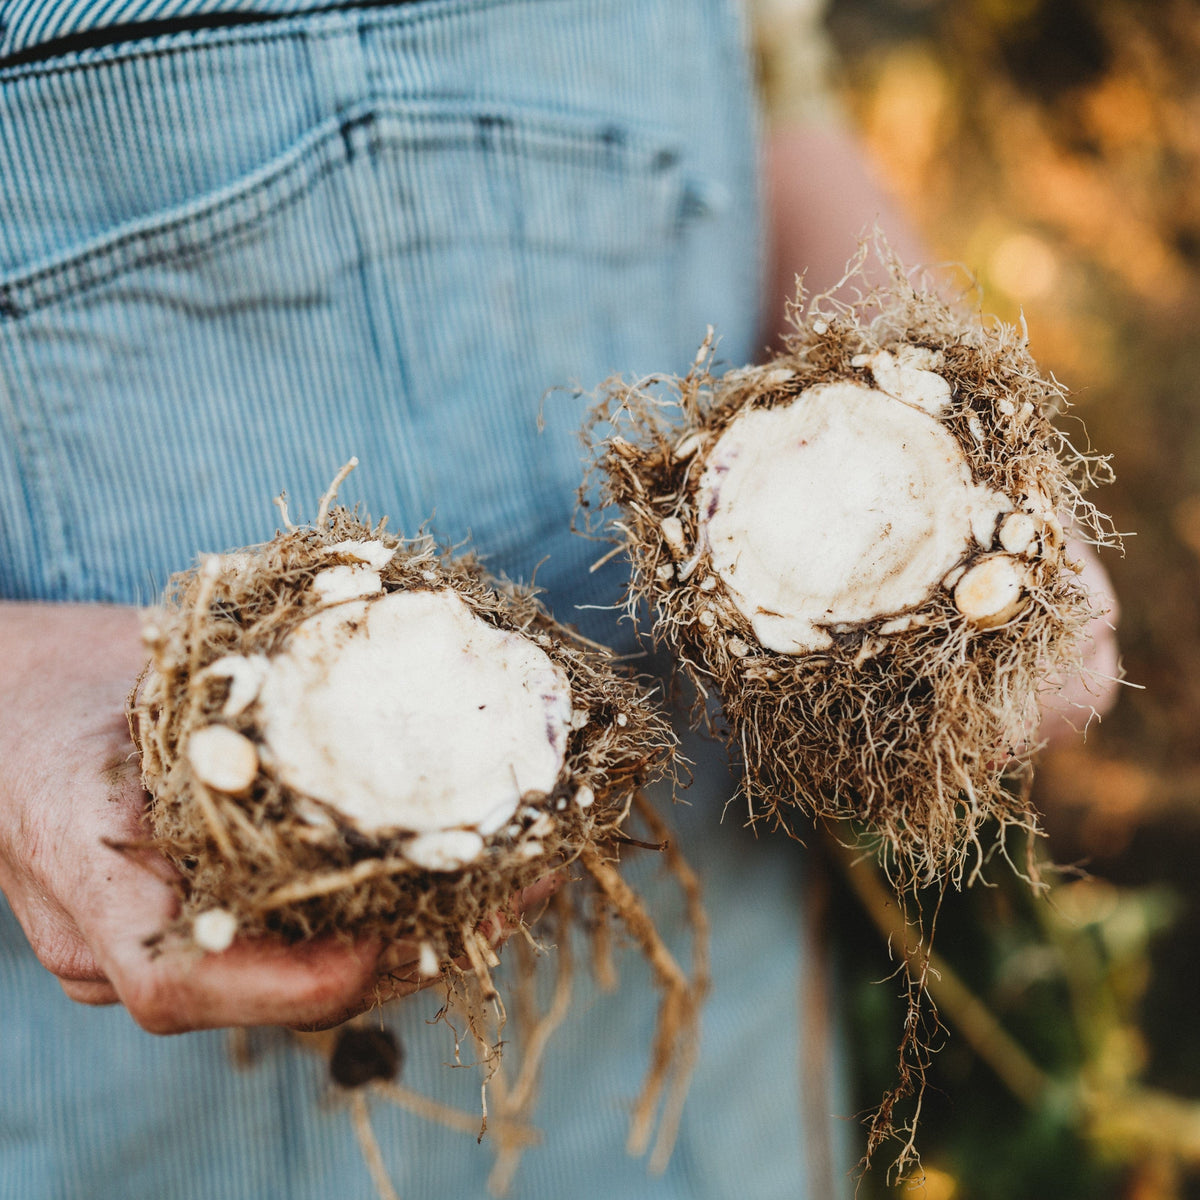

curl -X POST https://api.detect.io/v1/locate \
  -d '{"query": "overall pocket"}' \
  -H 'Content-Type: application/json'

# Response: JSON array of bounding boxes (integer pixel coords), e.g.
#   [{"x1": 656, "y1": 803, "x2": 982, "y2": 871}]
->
[{"x1": 0, "y1": 93, "x2": 704, "y2": 608}]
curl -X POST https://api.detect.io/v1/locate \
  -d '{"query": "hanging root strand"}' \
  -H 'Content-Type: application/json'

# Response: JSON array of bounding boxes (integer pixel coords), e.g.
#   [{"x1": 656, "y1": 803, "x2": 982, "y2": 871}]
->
[
  {"x1": 632, "y1": 794, "x2": 710, "y2": 1173},
  {"x1": 349, "y1": 1092, "x2": 402, "y2": 1200},
  {"x1": 580, "y1": 838, "x2": 705, "y2": 1165}
]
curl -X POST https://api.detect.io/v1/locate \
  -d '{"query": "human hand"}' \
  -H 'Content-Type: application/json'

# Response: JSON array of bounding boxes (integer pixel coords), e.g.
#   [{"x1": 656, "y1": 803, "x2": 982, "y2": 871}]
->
[
  {"x1": 0, "y1": 602, "x2": 553, "y2": 1033},
  {"x1": 1037, "y1": 538, "x2": 1121, "y2": 747}
]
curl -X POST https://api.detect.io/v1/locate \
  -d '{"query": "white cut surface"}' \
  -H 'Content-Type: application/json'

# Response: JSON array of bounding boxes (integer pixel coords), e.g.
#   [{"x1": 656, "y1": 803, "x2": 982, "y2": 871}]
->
[
  {"x1": 188, "y1": 725, "x2": 260, "y2": 794},
  {"x1": 999, "y1": 511, "x2": 1038, "y2": 557},
  {"x1": 698, "y1": 381, "x2": 1006, "y2": 653},
  {"x1": 864, "y1": 348, "x2": 953, "y2": 415},
  {"x1": 312, "y1": 564, "x2": 384, "y2": 603},
  {"x1": 326, "y1": 539, "x2": 396, "y2": 569},
  {"x1": 256, "y1": 589, "x2": 572, "y2": 836},
  {"x1": 660, "y1": 516, "x2": 686, "y2": 556},
  {"x1": 954, "y1": 555, "x2": 1029, "y2": 628},
  {"x1": 971, "y1": 494, "x2": 1013, "y2": 548},
  {"x1": 418, "y1": 941, "x2": 441, "y2": 978}
]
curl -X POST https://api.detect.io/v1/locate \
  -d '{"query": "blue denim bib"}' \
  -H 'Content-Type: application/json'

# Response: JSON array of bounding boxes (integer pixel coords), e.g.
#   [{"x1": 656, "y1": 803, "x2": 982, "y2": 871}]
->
[{"x1": 0, "y1": 3, "x2": 847, "y2": 1195}]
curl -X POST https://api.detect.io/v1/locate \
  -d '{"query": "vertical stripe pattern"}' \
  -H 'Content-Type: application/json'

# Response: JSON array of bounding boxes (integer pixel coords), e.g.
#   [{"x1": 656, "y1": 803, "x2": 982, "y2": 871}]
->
[{"x1": 0, "y1": 3, "x2": 846, "y2": 1197}]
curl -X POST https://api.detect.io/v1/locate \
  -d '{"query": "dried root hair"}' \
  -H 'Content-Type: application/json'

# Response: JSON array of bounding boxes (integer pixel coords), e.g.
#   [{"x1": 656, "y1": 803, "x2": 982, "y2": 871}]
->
[
  {"x1": 584, "y1": 239, "x2": 1120, "y2": 1175},
  {"x1": 128, "y1": 466, "x2": 705, "y2": 1182},
  {"x1": 584, "y1": 236, "x2": 1118, "y2": 890}
]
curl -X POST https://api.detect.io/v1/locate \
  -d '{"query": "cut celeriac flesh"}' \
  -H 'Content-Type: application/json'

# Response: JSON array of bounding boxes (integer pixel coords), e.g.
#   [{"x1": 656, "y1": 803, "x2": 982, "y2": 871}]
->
[
  {"x1": 256, "y1": 588, "x2": 572, "y2": 838},
  {"x1": 857, "y1": 347, "x2": 953, "y2": 415},
  {"x1": 403, "y1": 829, "x2": 488, "y2": 872},
  {"x1": 586, "y1": 246, "x2": 1121, "y2": 1181},
  {"x1": 325, "y1": 538, "x2": 396, "y2": 568},
  {"x1": 697, "y1": 381, "x2": 1011, "y2": 653},
  {"x1": 587, "y1": 252, "x2": 1118, "y2": 1052},
  {"x1": 311, "y1": 564, "x2": 384, "y2": 602}
]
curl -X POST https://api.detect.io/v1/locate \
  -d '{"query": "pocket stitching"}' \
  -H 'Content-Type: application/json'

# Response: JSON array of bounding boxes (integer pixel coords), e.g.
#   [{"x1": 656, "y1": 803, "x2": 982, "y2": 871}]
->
[
  {"x1": 0, "y1": 118, "x2": 352, "y2": 317},
  {"x1": 1, "y1": 99, "x2": 689, "y2": 318}
]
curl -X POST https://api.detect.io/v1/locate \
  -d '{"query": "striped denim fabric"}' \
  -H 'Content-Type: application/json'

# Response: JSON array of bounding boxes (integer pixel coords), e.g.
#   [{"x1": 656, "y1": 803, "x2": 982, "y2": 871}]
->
[
  {"x1": 0, "y1": 0, "x2": 759, "y2": 640},
  {"x1": 0, "y1": 2, "x2": 848, "y2": 1197},
  {"x1": 0, "y1": 0, "x2": 411, "y2": 64}
]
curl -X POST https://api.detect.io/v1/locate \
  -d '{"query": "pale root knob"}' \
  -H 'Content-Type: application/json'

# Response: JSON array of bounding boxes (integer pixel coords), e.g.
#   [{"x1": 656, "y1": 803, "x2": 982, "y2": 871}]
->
[
  {"x1": 943, "y1": 564, "x2": 966, "y2": 590},
  {"x1": 970, "y1": 488, "x2": 1014, "y2": 548},
  {"x1": 197, "y1": 654, "x2": 270, "y2": 718},
  {"x1": 312, "y1": 564, "x2": 383, "y2": 603},
  {"x1": 999, "y1": 511, "x2": 1039, "y2": 557},
  {"x1": 404, "y1": 830, "x2": 486, "y2": 871},
  {"x1": 878, "y1": 613, "x2": 928, "y2": 636},
  {"x1": 187, "y1": 725, "x2": 260, "y2": 794},
  {"x1": 661, "y1": 516, "x2": 686, "y2": 557},
  {"x1": 526, "y1": 812, "x2": 555, "y2": 839},
  {"x1": 192, "y1": 908, "x2": 238, "y2": 953},
  {"x1": 865, "y1": 349, "x2": 953, "y2": 415},
  {"x1": 758, "y1": 366, "x2": 796, "y2": 389},
  {"x1": 954, "y1": 556, "x2": 1030, "y2": 628},
  {"x1": 418, "y1": 941, "x2": 441, "y2": 978}
]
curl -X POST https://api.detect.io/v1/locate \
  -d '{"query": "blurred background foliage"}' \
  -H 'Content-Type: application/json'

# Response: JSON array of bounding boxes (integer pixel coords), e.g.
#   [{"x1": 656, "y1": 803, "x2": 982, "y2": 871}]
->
[{"x1": 752, "y1": 1, "x2": 1200, "y2": 1196}]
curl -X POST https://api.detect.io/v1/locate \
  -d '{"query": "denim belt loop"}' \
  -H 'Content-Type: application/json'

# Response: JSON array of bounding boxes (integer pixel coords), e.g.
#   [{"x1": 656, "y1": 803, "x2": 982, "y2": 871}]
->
[{"x1": 305, "y1": 8, "x2": 368, "y2": 122}]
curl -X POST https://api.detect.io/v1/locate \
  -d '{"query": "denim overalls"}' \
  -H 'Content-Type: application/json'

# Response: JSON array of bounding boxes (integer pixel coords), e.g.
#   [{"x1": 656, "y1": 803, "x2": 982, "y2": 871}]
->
[{"x1": 0, "y1": 2, "x2": 845, "y2": 1194}]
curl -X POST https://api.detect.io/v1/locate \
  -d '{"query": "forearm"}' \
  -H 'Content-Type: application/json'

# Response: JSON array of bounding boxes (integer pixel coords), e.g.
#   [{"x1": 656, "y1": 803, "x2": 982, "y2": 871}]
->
[{"x1": 764, "y1": 122, "x2": 929, "y2": 345}]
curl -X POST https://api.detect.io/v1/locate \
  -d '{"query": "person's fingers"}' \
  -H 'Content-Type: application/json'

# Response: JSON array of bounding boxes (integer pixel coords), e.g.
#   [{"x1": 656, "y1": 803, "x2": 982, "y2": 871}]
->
[
  {"x1": 69, "y1": 805, "x2": 384, "y2": 1033},
  {"x1": 3, "y1": 608, "x2": 395, "y2": 1033},
  {"x1": 93, "y1": 877, "x2": 567, "y2": 1033},
  {"x1": 60, "y1": 979, "x2": 120, "y2": 1006},
  {"x1": 481, "y1": 871, "x2": 566, "y2": 944},
  {"x1": 304, "y1": 875, "x2": 570, "y2": 1031},
  {"x1": 3, "y1": 893, "x2": 109, "y2": 982},
  {"x1": 104, "y1": 934, "x2": 384, "y2": 1034},
  {"x1": 40, "y1": 939, "x2": 109, "y2": 983},
  {"x1": 287, "y1": 939, "x2": 458, "y2": 1032},
  {"x1": 51, "y1": 677, "x2": 570, "y2": 1035},
  {"x1": 1038, "y1": 538, "x2": 1122, "y2": 745},
  {"x1": 516, "y1": 871, "x2": 565, "y2": 912}
]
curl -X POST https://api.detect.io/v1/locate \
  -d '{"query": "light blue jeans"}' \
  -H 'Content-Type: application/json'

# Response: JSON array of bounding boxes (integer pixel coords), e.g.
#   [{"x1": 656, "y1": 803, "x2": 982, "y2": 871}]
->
[{"x1": 0, "y1": 2, "x2": 846, "y2": 1195}]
